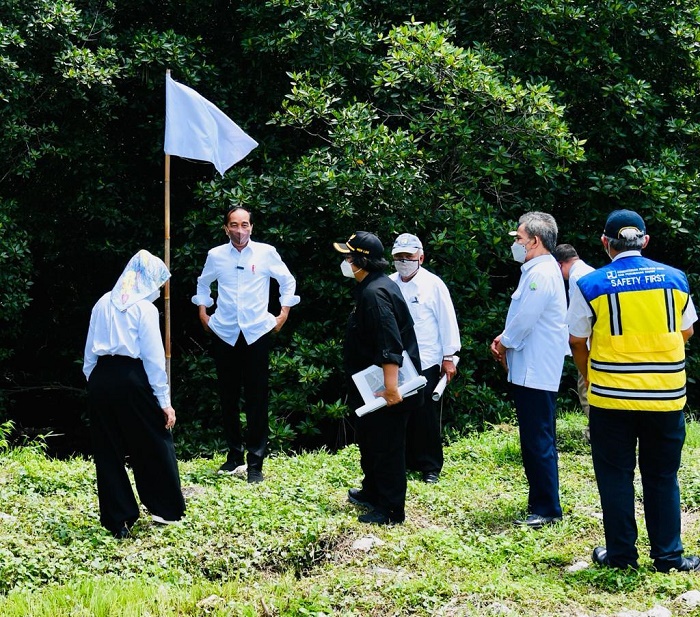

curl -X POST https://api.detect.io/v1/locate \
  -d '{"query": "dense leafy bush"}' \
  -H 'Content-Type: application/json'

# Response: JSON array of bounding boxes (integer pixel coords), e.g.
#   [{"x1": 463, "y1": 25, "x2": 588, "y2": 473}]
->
[{"x1": 1, "y1": 1, "x2": 699, "y2": 455}]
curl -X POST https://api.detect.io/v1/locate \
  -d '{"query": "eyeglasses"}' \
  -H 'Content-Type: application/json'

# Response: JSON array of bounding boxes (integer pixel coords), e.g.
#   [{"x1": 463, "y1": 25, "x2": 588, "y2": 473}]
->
[{"x1": 394, "y1": 258, "x2": 419, "y2": 263}]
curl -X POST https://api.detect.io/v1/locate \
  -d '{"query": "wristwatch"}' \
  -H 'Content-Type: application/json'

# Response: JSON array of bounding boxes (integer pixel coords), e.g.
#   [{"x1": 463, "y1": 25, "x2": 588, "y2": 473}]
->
[{"x1": 443, "y1": 356, "x2": 455, "y2": 362}]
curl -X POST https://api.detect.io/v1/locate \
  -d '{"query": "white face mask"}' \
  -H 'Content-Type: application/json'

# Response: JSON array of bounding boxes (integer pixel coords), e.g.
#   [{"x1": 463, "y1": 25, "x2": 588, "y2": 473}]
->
[
  {"x1": 340, "y1": 259, "x2": 356, "y2": 279},
  {"x1": 146, "y1": 289, "x2": 161, "y2": 303},
  {"x1": 602, "y1": 239, "x2": 612, "y2": 261},
  {"x1": 394, "y1": 259, "x2": 420, "y2": 279},
  {"x1": 511, "y1": 241, "x2": 528, "y2": 263}
]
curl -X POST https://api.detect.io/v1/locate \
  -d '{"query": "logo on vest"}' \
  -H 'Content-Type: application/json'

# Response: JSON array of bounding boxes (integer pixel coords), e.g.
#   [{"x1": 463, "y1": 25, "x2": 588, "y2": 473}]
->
[{"x1": 605, "y1": 265, "x2": 666, "y2": 288}]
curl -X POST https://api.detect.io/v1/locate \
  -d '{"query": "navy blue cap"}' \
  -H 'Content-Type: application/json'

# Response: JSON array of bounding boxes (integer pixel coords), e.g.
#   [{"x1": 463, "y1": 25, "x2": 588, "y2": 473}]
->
[{"x1": 604, "y1": 209, "x2": 646, "y2": 238}]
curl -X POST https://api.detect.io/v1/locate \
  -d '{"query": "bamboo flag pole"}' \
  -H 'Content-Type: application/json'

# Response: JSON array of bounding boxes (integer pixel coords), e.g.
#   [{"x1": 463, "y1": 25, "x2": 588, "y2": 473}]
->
[
  {"x1": 164, "y1": 151, "x2": 171, "y2": 384},
  {"x1": 163, "y1": 69, "x2": 259, "y2": 387}
]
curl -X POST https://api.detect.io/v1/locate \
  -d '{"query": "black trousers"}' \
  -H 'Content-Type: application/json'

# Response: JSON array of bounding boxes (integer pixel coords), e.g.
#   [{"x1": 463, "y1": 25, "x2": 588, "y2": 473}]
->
[
  {"x1": 405, "y1": 364, "x2": 443, "y2": 474},
  {"x1": 590, "y1": 406, "x2": 686, "y2": 569},
  {"x1": 211, "y1": 331, "x2": 271, "y2": 471},
  {"x1": 87, "y1": 356, "x2": 185, "y2": 535},
  {"x1": 356, "y1": 402, "x2": 411, "y2": 521}
]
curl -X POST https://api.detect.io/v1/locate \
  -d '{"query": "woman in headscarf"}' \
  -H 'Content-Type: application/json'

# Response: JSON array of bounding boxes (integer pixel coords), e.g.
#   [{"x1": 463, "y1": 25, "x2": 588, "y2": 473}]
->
[{"x1": 83, "y1": 249, "x2": 185, "y2": 538}]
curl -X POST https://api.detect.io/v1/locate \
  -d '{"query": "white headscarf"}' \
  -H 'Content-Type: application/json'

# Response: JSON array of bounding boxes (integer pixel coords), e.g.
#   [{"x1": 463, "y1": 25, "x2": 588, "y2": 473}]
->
[{"x1": 110, "y1": 249, "x2": 170, "y2": 312}]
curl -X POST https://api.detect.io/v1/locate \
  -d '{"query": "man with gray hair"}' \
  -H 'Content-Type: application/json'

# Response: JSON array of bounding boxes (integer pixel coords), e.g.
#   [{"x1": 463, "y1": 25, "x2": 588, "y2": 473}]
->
[
  {"x1": 389, "y1": 233, "x2": 461, "y2": 484},
  {"x1": 490, "y1": 211, "x2": 569, "y2": 529},
  {"x1": 568, "y1": 209, "x2": 699, "y2": 571}
]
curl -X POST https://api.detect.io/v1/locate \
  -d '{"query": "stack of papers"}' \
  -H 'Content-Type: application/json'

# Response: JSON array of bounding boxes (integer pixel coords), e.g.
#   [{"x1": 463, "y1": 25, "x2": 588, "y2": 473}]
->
[{"x1": 352, "y1": 351, "x2": 427, "y2": 417}]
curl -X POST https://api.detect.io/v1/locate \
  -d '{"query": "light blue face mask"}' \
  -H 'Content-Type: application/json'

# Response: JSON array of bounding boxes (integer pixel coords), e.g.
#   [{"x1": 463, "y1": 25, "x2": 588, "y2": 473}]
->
[
  {"x1": 511, "y1": 241, "x2": 528, "y2": 263},
  {"x1": 341, "y1": 259, "x2": 356, "y2": 279}
]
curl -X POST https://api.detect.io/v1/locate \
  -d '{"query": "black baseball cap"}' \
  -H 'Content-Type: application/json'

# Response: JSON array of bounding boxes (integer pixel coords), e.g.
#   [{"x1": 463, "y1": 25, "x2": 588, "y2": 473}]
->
[{"x1": 333, "y1": 231, "x2": 385, "y2": 259}]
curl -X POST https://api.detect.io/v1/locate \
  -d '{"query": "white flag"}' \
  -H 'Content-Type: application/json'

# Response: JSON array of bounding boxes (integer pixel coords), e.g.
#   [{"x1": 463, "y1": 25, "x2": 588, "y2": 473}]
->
[{"x1": 164, "y1": 73, "x2": 258, "y2": 175}]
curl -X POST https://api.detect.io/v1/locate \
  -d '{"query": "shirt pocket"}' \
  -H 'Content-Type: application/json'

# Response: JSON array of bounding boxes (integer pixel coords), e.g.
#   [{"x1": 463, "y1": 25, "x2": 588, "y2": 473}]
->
[{"x1": 412, "y1": 301, "x2": 433, "y2": 324}]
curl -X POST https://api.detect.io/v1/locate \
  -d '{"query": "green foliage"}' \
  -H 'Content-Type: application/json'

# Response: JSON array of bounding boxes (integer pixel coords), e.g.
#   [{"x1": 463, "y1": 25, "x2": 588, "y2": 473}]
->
[
  {"x1": 2, "y1": 0, "x2": 700, "y2": 453},
  {"x1": 0, "y1": 200, "x2": 31, "y2": 364},
  {"x1": 0, "y1": 419, "x2": 13, "y2": 453},
  {"x1": 268, "y1": 333, "x2": 349, "y2": 448}
]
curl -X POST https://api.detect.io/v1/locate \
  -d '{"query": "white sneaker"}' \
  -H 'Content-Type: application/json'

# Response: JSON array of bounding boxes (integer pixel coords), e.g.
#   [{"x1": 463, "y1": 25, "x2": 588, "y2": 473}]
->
[
  {"x1": 151, "y1": 514, "x2": 181, "y2": 525},
  {"x1": 234, "y1": 464, "x2": 247, "y2": 477},
  {"x1": 217, "y1": 462, "x2": 248, "y2": 477}
]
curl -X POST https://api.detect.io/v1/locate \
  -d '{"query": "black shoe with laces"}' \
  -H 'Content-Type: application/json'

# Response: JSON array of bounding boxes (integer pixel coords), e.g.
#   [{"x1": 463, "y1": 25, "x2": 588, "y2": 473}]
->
[
  {"x1": 592, "y1": 546, "x2": 638, "y2": 570},
  {"x1": 358, "y1": 509, "x2": 404, "y2": 525},
  {"x1": 422, "y1": 471, "x2": 440, "y2": 484},
  {"x1": 513, "y1": 514, "x2": 562, "y2": 529},
  {"x1": 347, "y1": 488, "x2": 375, "y2": 508}
]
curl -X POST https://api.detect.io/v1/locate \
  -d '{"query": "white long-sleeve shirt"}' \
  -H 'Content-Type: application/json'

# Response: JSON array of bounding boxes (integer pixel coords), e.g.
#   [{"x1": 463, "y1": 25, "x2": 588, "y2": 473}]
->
[
  {"x1": 501, "y1": 254, "x2": 569, "y2": 392},
  {"x1": 191, "y1": 240, "x2": 300, "y2": 346},
  {"x1": 389, "y1": 267, "x2": 461, "y2": 370},
  {"x1": 83, "y1": 293, "x2": 171, "y2": 408}
]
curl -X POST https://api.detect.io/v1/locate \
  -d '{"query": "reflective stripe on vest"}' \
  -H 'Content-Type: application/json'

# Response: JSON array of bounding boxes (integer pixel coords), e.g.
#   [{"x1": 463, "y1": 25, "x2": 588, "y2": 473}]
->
[{"x1": 577, "y1": 257, "x2": 689, "y2": 412}]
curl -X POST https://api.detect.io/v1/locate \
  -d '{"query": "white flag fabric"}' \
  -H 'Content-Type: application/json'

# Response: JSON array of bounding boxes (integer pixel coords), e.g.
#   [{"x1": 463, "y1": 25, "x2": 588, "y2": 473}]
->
[{"x1": 164, "y1": 73, "x2": 258, "y2": 175}]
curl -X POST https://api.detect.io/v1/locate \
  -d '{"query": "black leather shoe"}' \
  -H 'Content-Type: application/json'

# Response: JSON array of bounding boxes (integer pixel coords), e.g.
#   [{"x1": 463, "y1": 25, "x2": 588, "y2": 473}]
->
[
  {"x1": 247, "y1": 469, "x2": 264, "y2": 484},
  {"x1": 654, "y1": 555, "x2": 700, "y2": 573},
  {"x1": 358, "y1": 509, "x2": 404, "y2": 525},
  {"x1": 513, "y1": 514, "x2": 561, "y2": 529},
  {"x1": 592, "y1": 546, "x2": 638, "y2": 569},
  {"x1": 422, "y1": 472, "x2": 440, "y2": 484},
  {"x1": 348, "y1": 488, "x2": 375, "y2": 508},
  {"x1": 592, "y1": 546, "x2": 609, "y2": 566},
  {"x1": 113, "y1": 524, "x2": 131, "y2": 540}
]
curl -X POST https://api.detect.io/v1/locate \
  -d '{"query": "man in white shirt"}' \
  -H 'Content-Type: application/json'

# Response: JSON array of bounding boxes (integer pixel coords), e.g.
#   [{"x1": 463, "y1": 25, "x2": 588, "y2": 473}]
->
[
  {"x1": 490, "y1": 212, "x2": 569, "y2": 529},
  {"x1": 192, "y1": 206, "x2": 300, "y2": 483},
  {"x1": 553, "y1": 244, "x2": 595, "y2": 440},
  {"x1": 389, "y1": 233, "x2": 460, "y2": 484}
]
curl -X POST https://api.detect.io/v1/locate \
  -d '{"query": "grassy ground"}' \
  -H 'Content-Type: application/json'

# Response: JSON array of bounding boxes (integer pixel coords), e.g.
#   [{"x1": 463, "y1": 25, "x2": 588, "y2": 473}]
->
[{"x1": 1, "y1": 411, "x2": 700, "y2": 616}]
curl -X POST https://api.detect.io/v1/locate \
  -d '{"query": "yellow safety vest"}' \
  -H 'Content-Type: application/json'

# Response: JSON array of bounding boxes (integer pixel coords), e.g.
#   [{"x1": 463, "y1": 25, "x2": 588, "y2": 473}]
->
[{"x1": 578, "y1": 256, "x2": 690, "y2": 412}]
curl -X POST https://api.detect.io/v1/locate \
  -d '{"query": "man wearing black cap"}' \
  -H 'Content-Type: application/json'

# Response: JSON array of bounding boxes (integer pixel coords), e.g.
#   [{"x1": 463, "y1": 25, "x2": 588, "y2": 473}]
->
[
  {"x1": 334, "y1": 231, "x2": 423, "y2": 525},
  {"x1": 568, "y1": 209, "x2": 699, "y2": 572}
]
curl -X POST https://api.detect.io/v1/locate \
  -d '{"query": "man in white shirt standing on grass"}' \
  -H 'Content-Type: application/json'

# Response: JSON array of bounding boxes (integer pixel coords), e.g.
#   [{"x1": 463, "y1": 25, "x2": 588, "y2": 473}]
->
[
  {"x1": 192, "y1": 206, "x2": 300, "y2": 484},
  {"x1": 490, "y1": 211, "x2": 569, "y2": 529},
  {"x1": 389, "y1": 233, "x2": 461, "y2": 484},
  {"x1": 553, "y1": 243, "x2": 595, "y2": 441}
]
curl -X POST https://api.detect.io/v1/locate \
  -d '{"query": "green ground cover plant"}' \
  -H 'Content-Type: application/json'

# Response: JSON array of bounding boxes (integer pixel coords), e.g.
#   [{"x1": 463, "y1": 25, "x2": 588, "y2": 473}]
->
[{"x1": 1, "y1": 412, "x2": 699, "y2": 616}]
